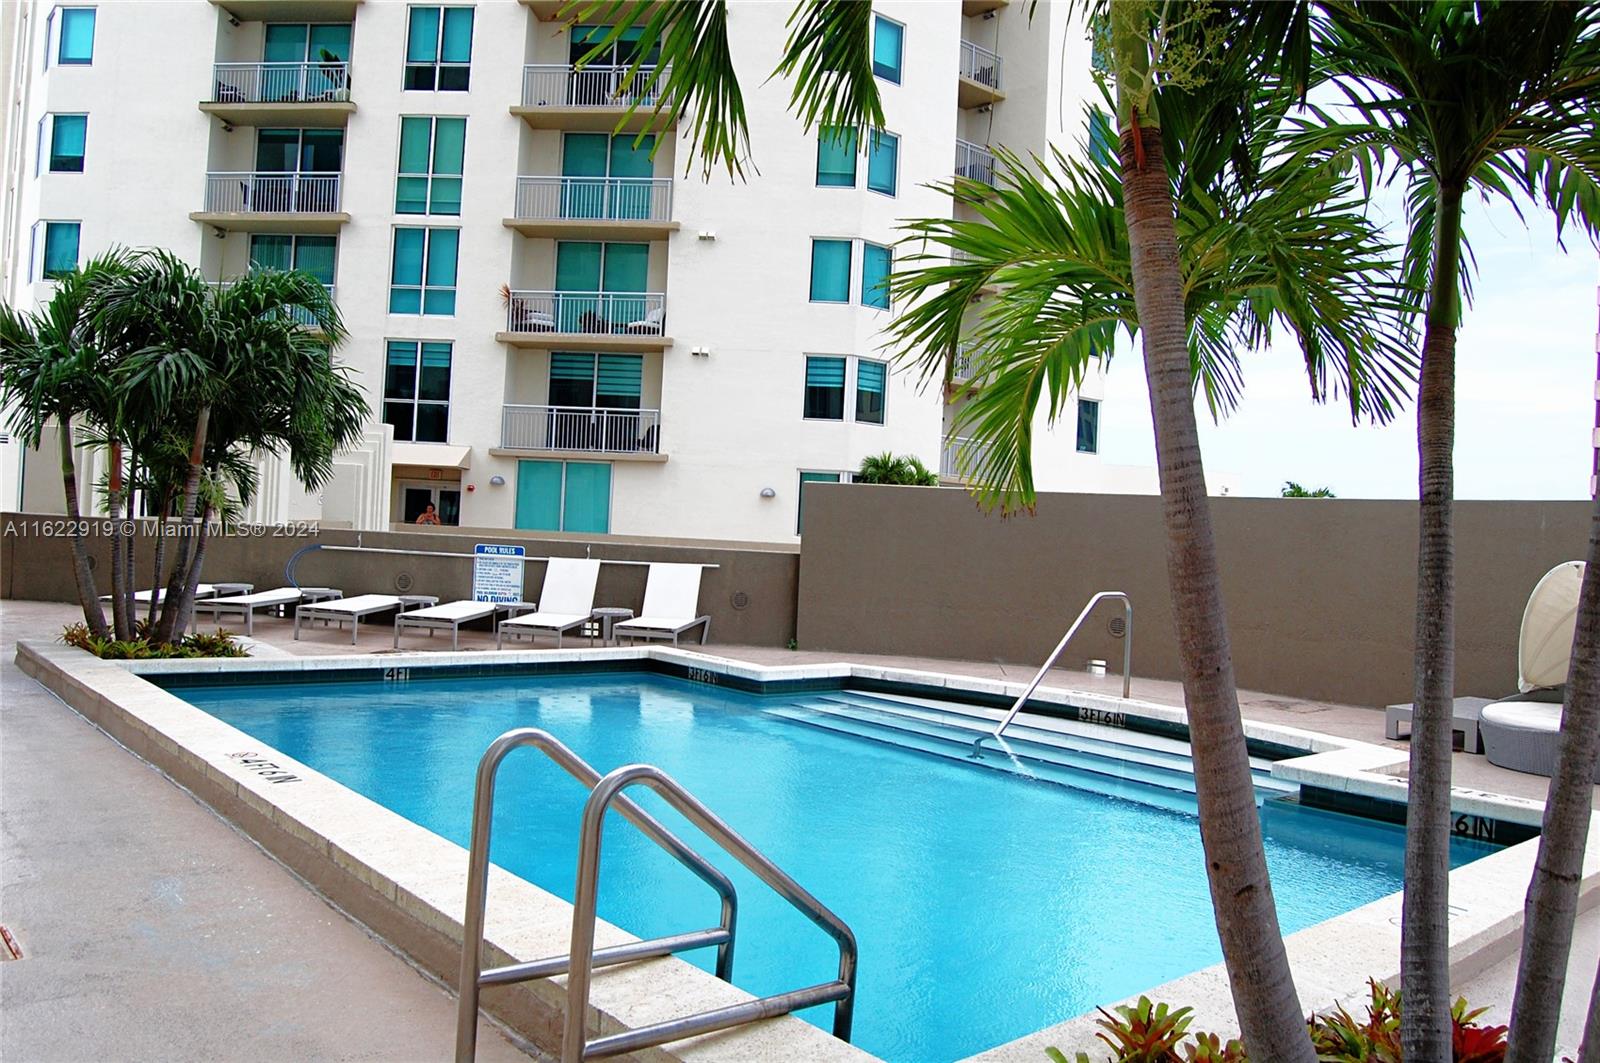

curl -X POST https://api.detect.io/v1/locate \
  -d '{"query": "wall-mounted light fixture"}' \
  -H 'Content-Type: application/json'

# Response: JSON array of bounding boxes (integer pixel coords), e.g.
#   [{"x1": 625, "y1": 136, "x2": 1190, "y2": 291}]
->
[
  {"x1": 759, "y1": 487, "x2": 776, "y2": 498},
  {"x1": 697, "y1": 230, "x2": 717, "y2": 241},
  {"x1": 489, "y1": 475, "x2": 506, "y2": 486},
  {"x1": 691, "y1": 346, "x2": 711, "y2": 357}
]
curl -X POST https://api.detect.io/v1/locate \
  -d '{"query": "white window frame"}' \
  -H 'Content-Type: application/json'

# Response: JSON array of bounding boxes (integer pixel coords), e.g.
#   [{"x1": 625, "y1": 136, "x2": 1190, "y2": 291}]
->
[
  {"x1": 388, "y1": 226, "x2": 460, "y2": 317},
  {"x1": 852, "y1": 357, "x2": 889, "y2": 426},
  {"x1": 1076, "y1": 397, "x2": 1101, "y2": 454},
  {"x1": 801, "y1": 353, "x2": 848, "y2": 422},
  {"x1": 382, "y1": 338, "x2": 454, "y2": 442},
  {"x1": 38, "y1": 112, "x2": 88, "y2": 175},
  {"x1": 395, "y1": 113, "x2": 467, "y2": 216},
  {"x1": 866, "y1": 129, "x2": 899, "y2": 198}
]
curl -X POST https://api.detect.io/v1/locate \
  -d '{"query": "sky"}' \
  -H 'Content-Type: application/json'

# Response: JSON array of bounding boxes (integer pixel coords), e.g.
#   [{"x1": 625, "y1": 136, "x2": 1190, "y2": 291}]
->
[{"x1": 1093, "y1": 193, "x2": 1600, "y2": 500}]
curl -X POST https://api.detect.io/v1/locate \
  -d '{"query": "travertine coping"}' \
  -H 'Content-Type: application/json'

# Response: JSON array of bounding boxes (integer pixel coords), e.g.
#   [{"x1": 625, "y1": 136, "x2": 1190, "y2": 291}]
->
[{"x1": 16, "y1": 639, "x2": 1585, "y2": 1061}]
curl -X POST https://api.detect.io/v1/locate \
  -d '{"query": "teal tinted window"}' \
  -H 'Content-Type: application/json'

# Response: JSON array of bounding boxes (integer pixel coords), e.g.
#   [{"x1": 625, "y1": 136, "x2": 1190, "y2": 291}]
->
[
  {"x1": 390, "y1": 228, "x2": 456, "y2": 315},
  {"x1": 422, "y1": 228, "x2": 459, "y2": 314},
  {"x1": 803, "y1": 356, "x2": 845, "y2": 419},
  {"x1": 862, "y1": 242, "x2": 891, "y2": 310},
  {"x1": 58, "y1": 8, "x2": 94, "y2": 65},
  {"x1": 1076, "y1": 398, "x2": 1100, "y2": 453},
  {"x1": 855, "y1": 359, "x2": 886, "y2": 424},
  {"x1": 41, "y1": 221, "x2": 79, "y2": 279},
  {"x1": 809, "y1": 239, "x2": 850, "y2": 303},
  {"x1": 816, "y1": 127, "x2": 857, "y2": 187},
  {"x1": 406, "y1": 7, "x2": 439, "y2": 62},
  {"x1": 867, "y1": 131, "x2": 898, "y2": 196},
  {"x1": 562, "y1": 461, "x2": 611, "y2": 533},
  {"x1": 405, "y1": 6, "x2": 472, "y2": 90},
  {"x1": 382, "y1": 340, "x2": 452, "y2": 442},
  {"x1": 514, "y1": 460, "x2": 563, "y2": 531},
  {"x1": 872, "y1": 16, "x2": 902, "y2": 83},
  {"x1": 396, "y1": 116, "x2": 465, "y2": 214},
  {"x1": 49, "y1": 114, "x2": 86, "y2": 172},
  {"x1": 249, "y1": 234, "x2": 294, "y2": 272},
  {"x1": 263, "y1": 23, "x2": 307, "y2": 62},
  {"x1": 797, "y1": 471, "x2": 842, "y2": 534}
]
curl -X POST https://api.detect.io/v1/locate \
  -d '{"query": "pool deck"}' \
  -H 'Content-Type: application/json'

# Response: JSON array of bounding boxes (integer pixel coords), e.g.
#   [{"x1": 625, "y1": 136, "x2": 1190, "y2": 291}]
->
[{"x1": 4, "y1": 596, "x2": 1597, "y2": 1058}]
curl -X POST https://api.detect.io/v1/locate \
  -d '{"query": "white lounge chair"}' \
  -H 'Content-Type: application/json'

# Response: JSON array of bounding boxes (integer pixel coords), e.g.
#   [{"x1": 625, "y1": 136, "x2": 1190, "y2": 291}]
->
[
  {"x1": 394, "y1": 599, "x2": 503, "y2": 650},
  {"x1": 102, "y1": 584, "x2": 218, "y2": 605},
  {"x1": 497, "y1": 558, "x2": 601, "y2": 648},
  {"x1": 613, "y1": 563, "x2": 711, "y2": 645},
  {"x1": 294, "y1": 594, "x2": 403, "y2": 645},
  {"x1": 192, "y1": 587, "x2": 307, "y2": 635}
]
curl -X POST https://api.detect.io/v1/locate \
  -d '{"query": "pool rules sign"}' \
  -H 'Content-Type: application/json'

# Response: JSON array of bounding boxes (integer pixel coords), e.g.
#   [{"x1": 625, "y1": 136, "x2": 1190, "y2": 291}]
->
[{"x1": 473, "y1": 544, "x2": 525, "y2": 604}]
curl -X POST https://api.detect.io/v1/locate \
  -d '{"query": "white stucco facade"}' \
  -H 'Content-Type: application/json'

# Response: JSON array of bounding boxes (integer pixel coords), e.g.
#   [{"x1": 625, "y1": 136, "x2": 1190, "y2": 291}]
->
[{"x1": 1, "y1": 0, "x2": 1154, "y2": 539}]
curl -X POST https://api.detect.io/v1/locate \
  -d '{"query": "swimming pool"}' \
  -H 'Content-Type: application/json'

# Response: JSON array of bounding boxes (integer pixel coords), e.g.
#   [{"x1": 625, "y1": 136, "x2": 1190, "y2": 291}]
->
[{"x1": 171, "y1": 669, "x2": 1496, "y2": 1062}]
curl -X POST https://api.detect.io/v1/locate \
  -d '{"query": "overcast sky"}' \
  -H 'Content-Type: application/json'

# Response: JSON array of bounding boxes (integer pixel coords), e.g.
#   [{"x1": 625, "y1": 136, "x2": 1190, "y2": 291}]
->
[{"x1": 1094, "y1": 193, "x2": 1600, "y2": 500}]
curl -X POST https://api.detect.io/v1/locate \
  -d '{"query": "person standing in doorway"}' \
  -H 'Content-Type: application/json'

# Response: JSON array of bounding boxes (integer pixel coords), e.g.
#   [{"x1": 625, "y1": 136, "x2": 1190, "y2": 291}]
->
[{"x1": 415, "y1": 503, "x2": 442, "y2": 526}]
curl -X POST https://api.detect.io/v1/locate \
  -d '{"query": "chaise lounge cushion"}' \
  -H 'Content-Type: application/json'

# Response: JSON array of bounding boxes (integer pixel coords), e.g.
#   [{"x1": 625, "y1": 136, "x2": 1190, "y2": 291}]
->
[{"x1": 1478, "y1": 689, "x2": 1599, "y2": 782}]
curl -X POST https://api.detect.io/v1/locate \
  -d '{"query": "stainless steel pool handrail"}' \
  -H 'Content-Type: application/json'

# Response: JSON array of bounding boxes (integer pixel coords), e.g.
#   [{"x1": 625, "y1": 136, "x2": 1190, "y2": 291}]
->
[
  {"x1": 983, "y1": 591, "x2": 1133, "y2": 747},
  {"x1": 563, "y1": 763, "x2": 858, "y2": 1062},
  {"x1": 454, "y1": 729, "x2": 739, "y2": 1063}
]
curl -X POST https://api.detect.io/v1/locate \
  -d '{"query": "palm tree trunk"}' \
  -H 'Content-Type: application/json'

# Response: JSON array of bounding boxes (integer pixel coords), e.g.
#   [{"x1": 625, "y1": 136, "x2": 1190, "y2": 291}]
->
[
  {"x1": 108, "y1": 441, "x2": 130, "y2": 640},
  {"x1": 57, "y1": 415, "x2": 108, "y2": 638},
  {"x1": 1506, "y1": 492, "x2": 1600, "y2": 1062},
  {"x1": 1580, "y1": 958, "x2": 1600, "y2": 1063},
  {"x1": 124, "y1": 459, "x2": 138, "y2": 636},
  {"x1": 171, "y1": 501, "x2": 215, "y2": 639},
  {"x1": 154, "y1": 405, "x2": 210, "y2": 643},
  {"x1": 1402, "y1": 182, "x2": 1464, "y2": 1063},
  {"x1": 146, "y1": 489, "x2": 173, "y2": 629},
  {"x1": 1111, "y1": 7, "x2": 1310, "y2": 1055}
]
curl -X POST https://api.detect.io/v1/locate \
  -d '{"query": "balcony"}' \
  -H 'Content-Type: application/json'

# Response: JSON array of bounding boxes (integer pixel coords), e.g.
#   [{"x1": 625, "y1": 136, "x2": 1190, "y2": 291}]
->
[
  {"x1": 499, "y1": 404, "x2": 664, "y2": 458},
  {"x1": 191, "y1": 172, "x2": 349, "y2": 233},
  {"x1": 951, "y1": 342, "x2": 984, "y2": 384},
  {"x1": 513, "y1": 64, "x2": 674, "y2": 132},
  {"x1": 941, "y1": 435, "x2": 995, "y2": 482},
  {"x1": 498, "y1": 290, "x2": 671, "y2": 351},
  {"x1": 201, "y1": 62, "x2": 354, "y2": 127},
  {"x1": 503, "y1": 176, "x2": 676, "y2": 240},
  {"x1": 958, "y1": 40, "x2": 1005, "y2": 108},
  {"x1": 209, "y1": 0, "x2": 360, "y2": 20},
  {"x1": 962, "y1": 0, "x2": 1009, "y2": 12},
  {"x1": 955, "y1": 139, "x2": 997, "y2": 186}
]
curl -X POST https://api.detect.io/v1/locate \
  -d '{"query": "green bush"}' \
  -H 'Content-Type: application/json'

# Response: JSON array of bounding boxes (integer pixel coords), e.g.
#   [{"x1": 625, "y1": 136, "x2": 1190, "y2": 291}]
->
[
  {"x1": 1048, "y1": 983, "x2": 1507, "y2": 1063},
  {"x1": 60, "y1": 623, "x2": 248, "y2": 660}
]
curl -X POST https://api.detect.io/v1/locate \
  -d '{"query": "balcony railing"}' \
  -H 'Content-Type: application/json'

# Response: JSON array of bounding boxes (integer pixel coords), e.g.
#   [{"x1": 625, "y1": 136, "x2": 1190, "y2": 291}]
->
[
  {"x1": 211, "y1": 61, "x2": 351, "y2": 104},
  {"x1": 513, "y1": 176, "x2": 673, "y2": 222},
  {"x1": 504, "y1": 290, "x2": 666, "y2": 336},
  {"x1": 959, "y1": 40, "x2": 1003, "y2": 91},
  {"x1": 501, "y1": 404, "x2": 662, "y2": 453},
  {"x1": 941, "y1": 435, "x2": 995, "y2": 479},
  {"x1": 202, "y1": 172, "x2": 342, "y2": 214},
  {"x1": 521, "y1": 64, "x2": 666, "y2": 109},
  {"x1": 955, "y1": 139, "x2": 997, "y2": 186},
  {"x1": 952, "y1": 342, "x2": 984, "y2": 383}
]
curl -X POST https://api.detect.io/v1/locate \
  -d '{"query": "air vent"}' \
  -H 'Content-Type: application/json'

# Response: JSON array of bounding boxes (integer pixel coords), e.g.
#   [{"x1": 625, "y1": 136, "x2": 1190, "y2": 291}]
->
[
  {"x1": 1107, "y1": 615, "x2": 1127, "y2": 639},
  {"x1": 730, "y1": 591, "x2": 750, "y2": 611},
  {"x1": 395, "y1": 572, "x2": 414, "y2": 592}
]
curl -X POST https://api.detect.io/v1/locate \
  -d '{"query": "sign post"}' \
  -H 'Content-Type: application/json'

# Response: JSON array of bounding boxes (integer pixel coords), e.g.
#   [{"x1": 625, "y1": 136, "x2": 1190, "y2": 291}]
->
[{"x1": 473, "y1": 544, "x2": 526, "y2": 604}]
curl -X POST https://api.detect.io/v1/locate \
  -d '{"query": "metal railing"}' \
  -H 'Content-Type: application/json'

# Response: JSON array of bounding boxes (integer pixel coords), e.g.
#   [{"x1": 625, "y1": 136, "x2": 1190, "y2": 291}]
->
[
  {"x1": 501, "y1": 404, "x2": 661, "y2": 453},
  {"x1": 455, "y1": 729, "x2": 857, "y2": 1063},
  {"x1": 521, "y1": 63, "x2": 666, "y2": 109},
  {"x1": 940, "y1": 435, "x2": 994, "y2": 479},
  {"x1": 513, "y1": 176, "x2": 672, "y2": 223},
  {"x1": 210, "y1": 61, "x2": 351, "y2": 104},
  {"x1": 955, "y1": 138, "x2": 997, "y2": 186},
  {"x1": 202, "y1": 171, "x2": 342, "y2": 214},
  {"x1": 959, "y1": 39, "x2": 1003, "y2": 91},
  {"x1": 982, "y1": 592, "x2": 1134, "y2": 749},
  {"x1": 951, "y1": 342, "x2": 984, "y2": 383},
  {"x1": 504, "y1": 290, "x2": 666, "y2": 336}
]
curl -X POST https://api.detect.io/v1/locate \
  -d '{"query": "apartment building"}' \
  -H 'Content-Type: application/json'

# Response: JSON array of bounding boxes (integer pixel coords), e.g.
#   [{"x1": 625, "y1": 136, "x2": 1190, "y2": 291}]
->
[{"x1": 1, "y1": 0, "x2": 1136, "y2": 541}]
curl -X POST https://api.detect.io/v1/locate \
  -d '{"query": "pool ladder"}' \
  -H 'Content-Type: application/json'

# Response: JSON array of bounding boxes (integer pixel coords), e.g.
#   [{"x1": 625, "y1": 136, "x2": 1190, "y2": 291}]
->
[{"x1": 454, "y1": 728, "x2": 858, "y2": 1063}]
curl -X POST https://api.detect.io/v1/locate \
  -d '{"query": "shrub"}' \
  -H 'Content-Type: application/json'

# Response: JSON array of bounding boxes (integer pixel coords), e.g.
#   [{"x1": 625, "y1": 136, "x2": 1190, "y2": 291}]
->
[
  {"x1": 1048, "y1": 982, "x2": 1506, "y2": 1063},
  {"x1": 60, "y1": 623, "x2": 248, "y2": 660}
]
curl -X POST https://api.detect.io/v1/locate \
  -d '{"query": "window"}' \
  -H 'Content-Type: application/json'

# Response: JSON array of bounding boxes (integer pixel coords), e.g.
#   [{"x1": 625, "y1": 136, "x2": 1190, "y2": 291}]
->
[
  {"x1": 389, "y1": 228, "x2": 458, "y2": 315},
  {"x1": 872, "y1": 15, "x2": 903, "y2": 84},
  {"x1": 46, "y1": 114, "x2": 86, "y2": 172},
  {"x1": 855, "y1": 359, "x2": 887, "y2": 424},
  {"x1": 867, "y1": 130, "x2": 898, "y2": 196},
  {"x1": 405, "y1": 6, "x2": 473, "y2": 91},
  {"x1": 383, "y1": 340, "x2": 452, "y2": 442},
  {"x1": 549, "y1": 352, "x2": 643, "y2": 409},
  {"x1": 797, "y1": 471, "x2": 842, "y2": 535},
  {"x1": 515, "y1": 459, "x2": 611, "y2": 533},
  {"x1": 249, "y1": 234, "x2": 336, "y2": 287},
  {"x1": 561, "y1": 132, "x2": 655, "y2": 219},
  {"x1": 803, "y1": 356, "x2": 846, "y2": 420},
  {"x1": 262, "y1": 23, "x2": 351, "y2": 100},
  {"x1": 396, "y1": 116, "x2": 465, "y2": 215},
  {"x1": 35, "y1": 221, "x2": 80, "y2": 280},
  {"x1": 809, "y1": 239, "x2": 851, "y2": 303},
  {"x1": 56, "y1": 7, "x2": 95, "y2": 65},
  {"x1": 861, "y1": 242, "x2": 892, "y2": 310},
  {"x1": 1076, "y1": 398, "x2": 1100, "y2": 454},
  {"x1": 816, "y1": 127, "x2": 857, "y2": 187}
]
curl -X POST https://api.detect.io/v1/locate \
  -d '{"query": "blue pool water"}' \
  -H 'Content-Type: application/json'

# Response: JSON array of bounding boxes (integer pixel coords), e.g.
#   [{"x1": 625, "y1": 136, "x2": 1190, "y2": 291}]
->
[{"x1": 174, "y1": 671, "x2": 1494, "y2": 1062}]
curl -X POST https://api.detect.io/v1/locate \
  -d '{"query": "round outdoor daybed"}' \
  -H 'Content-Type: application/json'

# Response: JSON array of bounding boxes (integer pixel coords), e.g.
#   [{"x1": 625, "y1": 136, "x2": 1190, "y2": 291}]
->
[{"x1": 1479, "y1": 691, "x2": 1599, "y2": 782}]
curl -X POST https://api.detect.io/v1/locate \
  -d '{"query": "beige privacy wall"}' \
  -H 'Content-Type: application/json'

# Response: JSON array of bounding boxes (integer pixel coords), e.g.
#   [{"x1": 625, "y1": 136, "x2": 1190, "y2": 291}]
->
[
  {"x1": 795, "y1": 485, "x2": 1595, "y2": 708},
  {"x1": 0, "y1": 517, "x2": 800, "y2": 647}
]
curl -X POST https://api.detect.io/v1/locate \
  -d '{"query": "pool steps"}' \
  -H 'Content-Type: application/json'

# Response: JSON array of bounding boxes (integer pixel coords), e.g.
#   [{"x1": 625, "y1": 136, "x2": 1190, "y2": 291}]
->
[{"x1": 760, "y1": 689, "x2": 1296, "y2": 814}]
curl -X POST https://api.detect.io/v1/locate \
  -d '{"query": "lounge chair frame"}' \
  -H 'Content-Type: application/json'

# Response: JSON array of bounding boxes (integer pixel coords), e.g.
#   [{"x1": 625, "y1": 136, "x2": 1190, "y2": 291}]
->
[
  {"x1": 394, "y1": 601, "x2": 503, "y2": 651},
  {"x1": 294, "y1": 594, "x2": 403, "y2": 645}
]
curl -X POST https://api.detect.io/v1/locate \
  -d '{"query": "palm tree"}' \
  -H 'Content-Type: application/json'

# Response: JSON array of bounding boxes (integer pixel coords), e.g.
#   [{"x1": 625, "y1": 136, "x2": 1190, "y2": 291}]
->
[
  {"x1": 1297, "y1": 6, "x2": 1600, "y2": 1055},
  {"x1": 0, "y1": 251, "x2": 135, "y2": 638},
  {"x1": 855, "y1": 452, "x2": 939, "y2": 486},
  {"x1": 93, "y1": 251, "x2": 359, "y2": 643},
  {"x1": 1281, "y1": 482, "x2": 1335, "y2": 498}
]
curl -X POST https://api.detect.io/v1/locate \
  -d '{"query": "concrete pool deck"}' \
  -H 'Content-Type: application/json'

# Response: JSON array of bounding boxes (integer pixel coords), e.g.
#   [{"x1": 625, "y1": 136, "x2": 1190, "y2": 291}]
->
[{"x1": 4, "y1": 597, "x2": 1598, "y2": 1058}]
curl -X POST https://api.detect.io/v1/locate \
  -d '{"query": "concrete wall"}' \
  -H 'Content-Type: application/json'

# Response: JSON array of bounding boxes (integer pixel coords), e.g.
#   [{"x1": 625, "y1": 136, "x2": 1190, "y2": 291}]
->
[
  {"x1": 0, "y1": 515, "x2": 799, "y2": 646},
  {"x1": 795, "y1": 484, "x2": 1594, "y2": 708}
]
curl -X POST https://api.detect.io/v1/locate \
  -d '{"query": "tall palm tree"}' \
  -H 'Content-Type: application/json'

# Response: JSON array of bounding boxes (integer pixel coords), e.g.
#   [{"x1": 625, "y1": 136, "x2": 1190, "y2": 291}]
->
[
  {"x1": 93, "y1": 251, "x2": 358, "y2": 642},
  {"x1": 1298, "y1": 5, "x2": 1600, "y2": 1055},
  {"x1": 0, "y1": 251, "x2": 135, "y2": 638}
]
